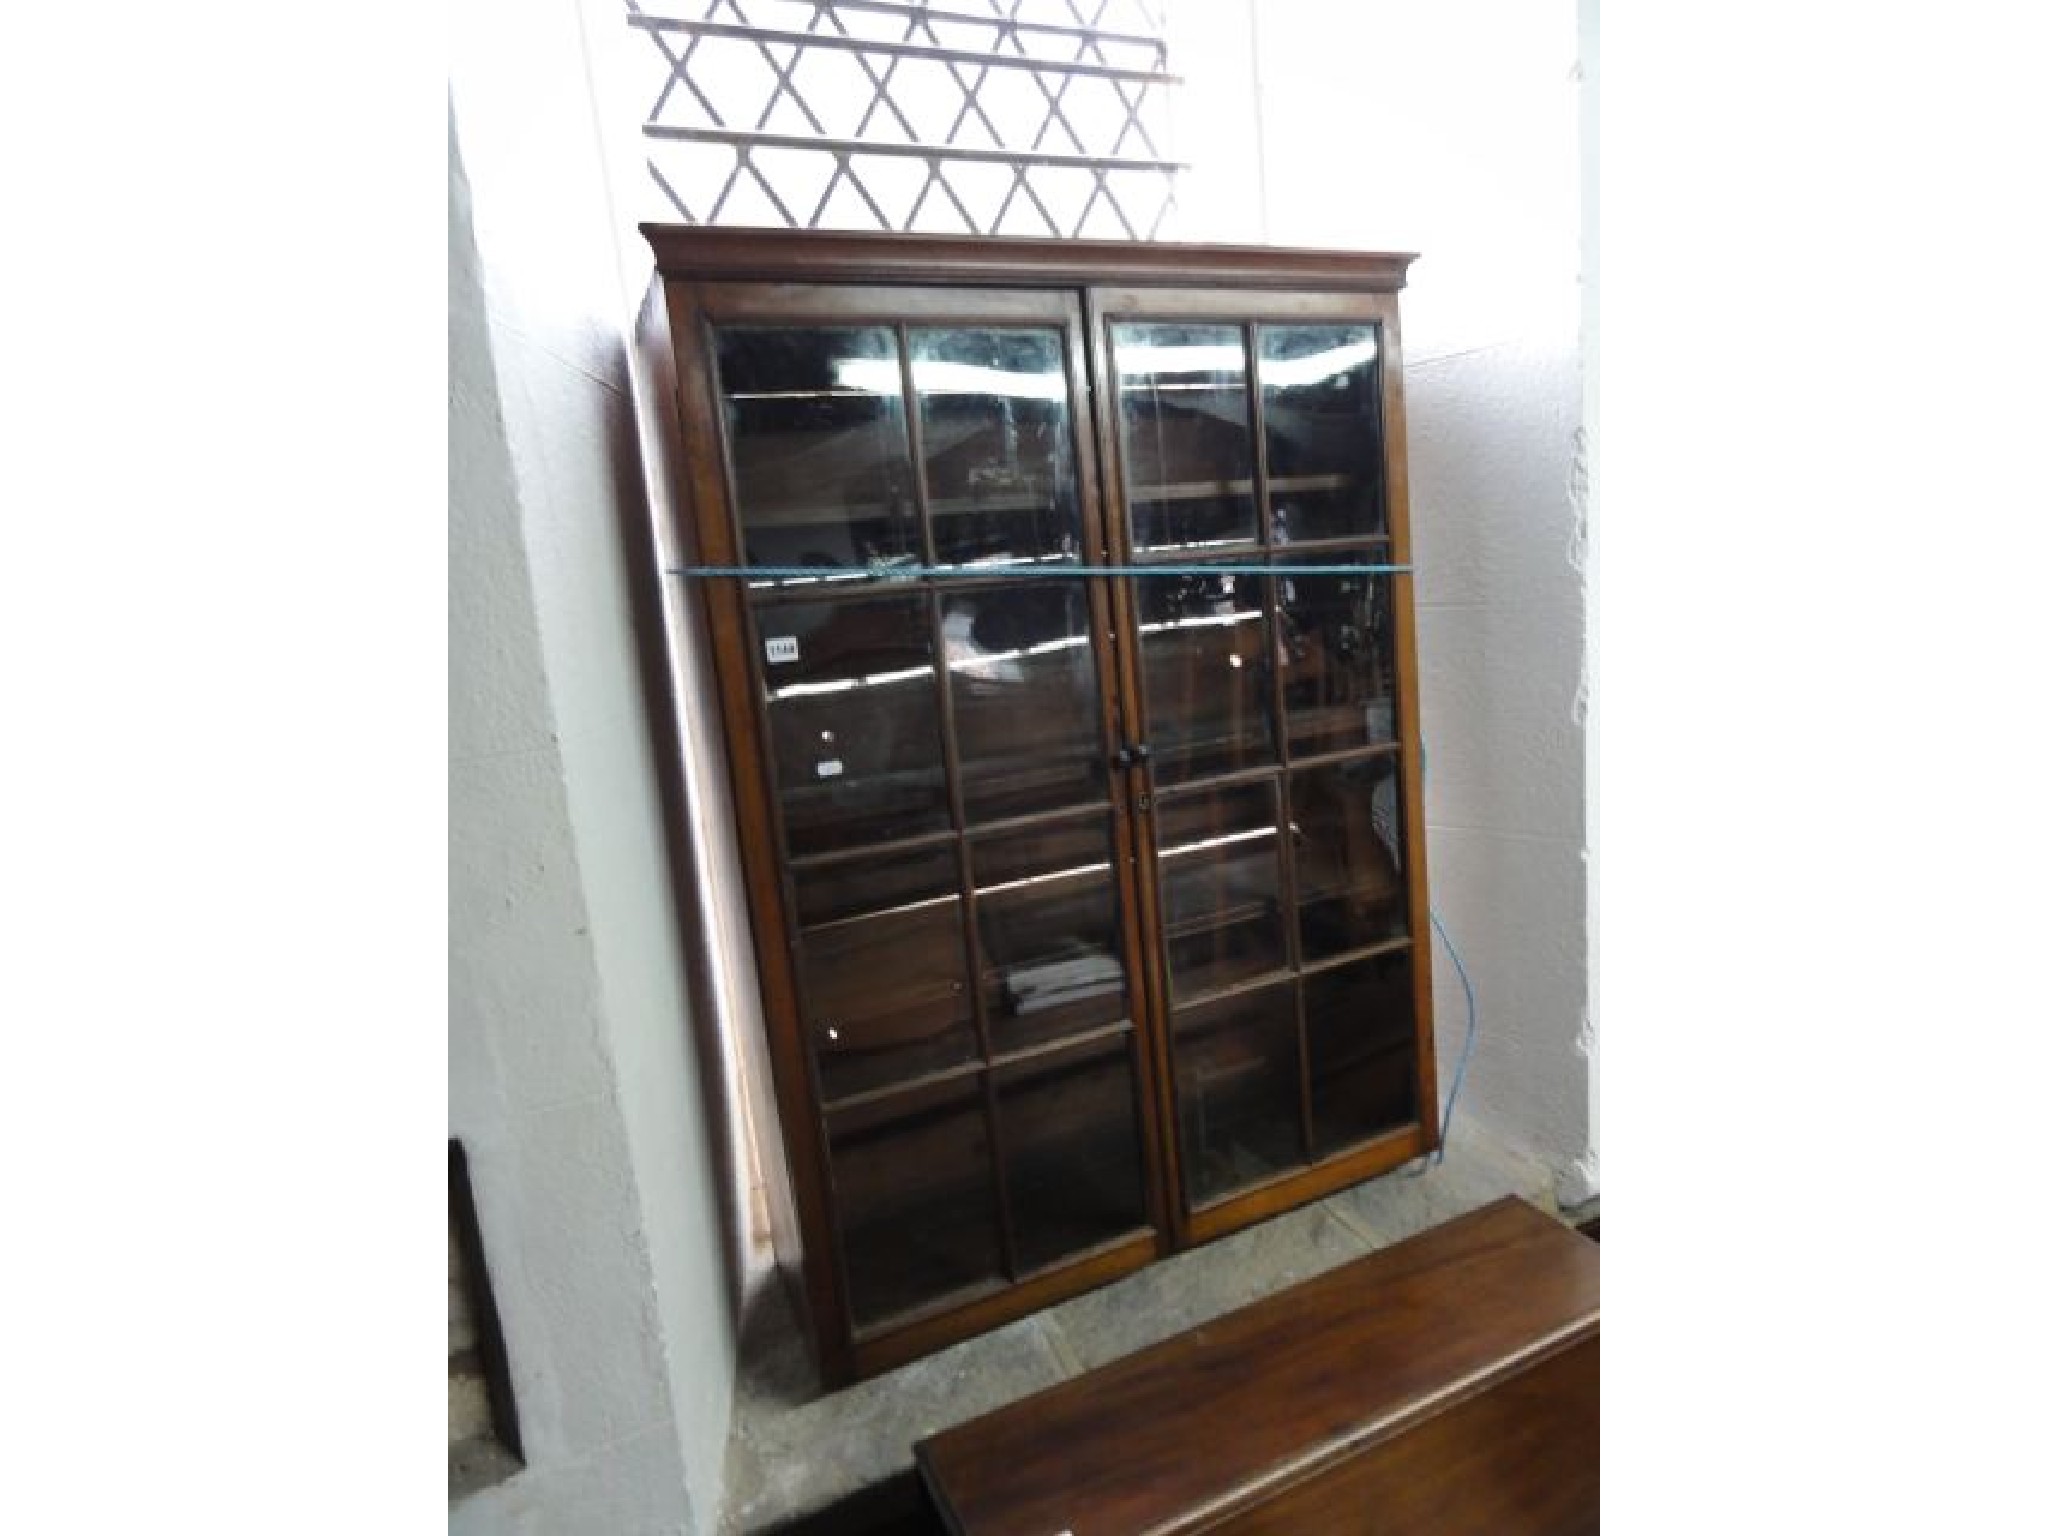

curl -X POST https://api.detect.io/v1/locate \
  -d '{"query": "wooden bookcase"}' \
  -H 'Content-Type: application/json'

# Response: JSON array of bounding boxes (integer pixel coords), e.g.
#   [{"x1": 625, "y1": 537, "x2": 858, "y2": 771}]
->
[{"x1": 642, "y1": 226, "x2": 1437, "y2": 1385}]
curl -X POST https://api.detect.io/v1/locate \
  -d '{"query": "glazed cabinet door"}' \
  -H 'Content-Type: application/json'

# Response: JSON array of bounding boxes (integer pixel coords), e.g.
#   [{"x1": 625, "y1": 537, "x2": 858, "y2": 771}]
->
[
  {"x1": 1089, "y1": 288, "x2": 1438, "y2": 1244},
  {"x1": 677, "y1": 282, "x2": 1165, "y2": 1378}
]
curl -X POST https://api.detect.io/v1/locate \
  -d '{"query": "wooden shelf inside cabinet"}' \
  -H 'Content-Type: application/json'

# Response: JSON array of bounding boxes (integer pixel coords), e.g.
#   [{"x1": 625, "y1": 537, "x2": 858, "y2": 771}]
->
[
  {"x1": 639, "y1": 226, "x2": 1431, "y2": 1386},
  {"x1": 734, "y1": 490, "x2": 1073, "y2": 529},
  {"x1": 1127, "y1": 472, "x2": 1355, "y2": 505}
]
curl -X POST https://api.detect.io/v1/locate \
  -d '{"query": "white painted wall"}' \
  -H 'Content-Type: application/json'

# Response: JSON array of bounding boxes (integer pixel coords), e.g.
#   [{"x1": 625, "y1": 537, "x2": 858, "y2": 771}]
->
[
  {"x1": 449, "y1": 0, "x2": 743, "y2": 1529},
  {"x1": 1578, "y1": 0, "x2": 1601, "y2": 1202},
  {"x1": 1172, "y1": 0, "x2": 1596, "y2": 1197}
]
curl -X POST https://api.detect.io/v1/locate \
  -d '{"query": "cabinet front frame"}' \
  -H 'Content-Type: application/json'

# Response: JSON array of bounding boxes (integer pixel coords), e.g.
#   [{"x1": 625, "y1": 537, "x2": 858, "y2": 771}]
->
[{"x1": 656, "y1": 244, "x2": 1434, "y2": 1382}]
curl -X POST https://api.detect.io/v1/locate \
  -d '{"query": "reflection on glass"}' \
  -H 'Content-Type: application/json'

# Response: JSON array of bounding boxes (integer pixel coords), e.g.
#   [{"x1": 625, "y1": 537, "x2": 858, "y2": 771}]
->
[
  {"x1": 945, "y1": 582, "x2": 1103, "y2": 823},
  {"x1": 1277, "y1": 556, "x2": 1397, "y2": 759},
  {"x1": 827, "y1": 1080, "x2": 1002, "y2": 1327},
  {"x1": 792, "y1": 842, "x2": 957, "y2": 929},
  {"x1": 1173, "y1": 978, "x2": 1304, "y2": 1206},
  {"x1": 1138, "y1": 571, "x2": 1272, "y2": 784},
  {"x1": 795, "y1": 850, "x2": 977, "y2": 1103},
  {"x1": 1156, "y1": 781, "x2": 1286, "y2": 1000},
  {"x1": 997, "y1": 1034, "x2": 1148, "y2": 1272},
  {"x1": 715, "y1": 327, "x2": 920, "y2": 585},
  {"x1": 909, "y1": 328, "x2": 1081, "y2": 569},
  {"x1": 1304, "y1": 951, "x2": 1417, "y2": 1158},
  {"x1": 974, "y1": 815, "x2": 1127, "y2": 1055},
  {"x1": 1291, "y1": 756, "x2": 1406, "y2": 962},
  {"x1": 762, "y1": 596, "x2": 948, "y2": 857},
  {"x1": 1113, "y1": 323, "x2": 1257, "y2": 555},
  {"x1": 1261, "y1": 324, "x2": 1386, "y2": 543}
]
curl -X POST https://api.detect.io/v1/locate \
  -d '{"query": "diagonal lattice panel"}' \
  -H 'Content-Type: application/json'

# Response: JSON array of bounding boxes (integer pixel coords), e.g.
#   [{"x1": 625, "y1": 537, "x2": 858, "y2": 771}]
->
[{"x1": 626, "y1": 0, "x2": 1180, "y2": 239}]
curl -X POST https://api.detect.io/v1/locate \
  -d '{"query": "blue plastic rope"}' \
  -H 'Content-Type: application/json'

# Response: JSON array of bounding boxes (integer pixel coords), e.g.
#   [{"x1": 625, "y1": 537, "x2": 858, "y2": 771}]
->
[
  {"x1": 1429, "y1": 907, "x2": 1479, "y2": 1167},
  {"x1": 1419, "y1": 739, "x2": 1478, "y2": 1168},
  {"x1": 669, "y1": 561, "x2": 1411, "y2": 581}
]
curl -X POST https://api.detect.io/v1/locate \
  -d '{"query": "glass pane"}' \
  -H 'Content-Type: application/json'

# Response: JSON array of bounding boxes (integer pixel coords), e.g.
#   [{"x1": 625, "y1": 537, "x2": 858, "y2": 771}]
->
[
  {"x1": 792, "y1": 841, "x2": 956, "y2": 929},
  {"x1": 1291, "y1": 755, "x2": 1407, "y2": 962},
  {"x1": 974, "y1": 815, "x2": 1128, "y2": 1055},
  {"x1": 1173, "y1": 979, "x2": 1304, "y2": 1206},
  {"x1": 1138, "y1": 570, "x2": 1273, "y2": 784},
  {"x1": 910, "y1": 328, "x2": 1082, "y2": 569},
  {"x1": 945, "y1": 581, "x2": 1106, "y2": 822},
  {"x1": 761, "y1": 595, "x2": 948, "y2": 858},
  {"x1": 997, "y1": 1033, "x2": 1148, "y2": 1273},
  {"x1": 1261, "y1": 324, "x2": 1386, "y2": 543},
  {"x1": 715, "y1": 327, "x2": 920, "y2": 584},
  {"x1": 1112, "y1": 323, "x2": 1257, "y2": 556},
  {"x1": 827, "y1": 1080, "x2": 1002, "y2": 1327},
  {"x1": 1304, "y1": 951, "x2": 1418, "y2": 1158},
  {"x1": 1156, "y1": 780, "x2": 1286, "y2": 1000},
  {"x1": 1277, "y1": 554, "x2": 1398, "y2": 759},
  {"x1": 795, "y1": 850, "x2": 977, "y2": 1104}
]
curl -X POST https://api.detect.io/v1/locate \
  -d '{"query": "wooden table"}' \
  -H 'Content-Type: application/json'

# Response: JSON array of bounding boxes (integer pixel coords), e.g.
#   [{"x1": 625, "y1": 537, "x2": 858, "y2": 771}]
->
[{"x1": 917, "y1": 1196, "x2": 1598, "y2": 1535}]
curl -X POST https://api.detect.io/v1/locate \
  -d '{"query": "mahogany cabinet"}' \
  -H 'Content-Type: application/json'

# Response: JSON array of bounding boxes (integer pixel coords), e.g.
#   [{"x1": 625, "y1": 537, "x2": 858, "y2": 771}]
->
[{"x1": 641, "y1": 226, "x2": 1438, "y2": 1385}]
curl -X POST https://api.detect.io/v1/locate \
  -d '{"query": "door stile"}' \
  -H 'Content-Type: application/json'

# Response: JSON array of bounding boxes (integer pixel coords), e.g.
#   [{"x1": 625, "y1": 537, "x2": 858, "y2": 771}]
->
[
  {"x1": 1083, "y1": 283, "x2": 1188, "y2": 1249},
  {"x1": 1372, "y1": 298, "x2": 1441, "y2": 1150},
  {"x1": 665, "y1": 280, "x2": 856, "y2": 1381}
]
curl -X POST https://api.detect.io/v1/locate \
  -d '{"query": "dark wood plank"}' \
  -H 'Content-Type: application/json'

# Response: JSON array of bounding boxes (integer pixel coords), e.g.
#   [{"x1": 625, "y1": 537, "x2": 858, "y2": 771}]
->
[
  {"x1": 917, "y1": 1198, "x2": 1597, "y2": 1536},
  {"x1": 1215, "y1": 1334, "x2": 1598, "y2": 1536},
  {"x1": 644, "y1": 226, "x2": 1418, "y2": 293}
]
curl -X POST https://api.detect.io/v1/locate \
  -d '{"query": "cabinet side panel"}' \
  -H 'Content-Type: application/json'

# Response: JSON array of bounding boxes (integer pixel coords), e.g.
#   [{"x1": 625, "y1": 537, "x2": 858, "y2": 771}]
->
[
  {"x1": 1376, "y1": 297, "x2": 1442, "y2": 1150},
  {"x1": 635, "y1": 278, "x2": 810, "y2": 1303},
  {"x1": 660, "y1": 277, "x2": 856, "y2": 1382}
]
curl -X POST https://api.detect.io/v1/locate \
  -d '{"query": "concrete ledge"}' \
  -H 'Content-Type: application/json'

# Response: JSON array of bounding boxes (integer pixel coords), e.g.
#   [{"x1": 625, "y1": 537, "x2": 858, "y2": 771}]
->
[{"x1": 718, "y1": 1123, "x2": 1558, "y2": 1533}]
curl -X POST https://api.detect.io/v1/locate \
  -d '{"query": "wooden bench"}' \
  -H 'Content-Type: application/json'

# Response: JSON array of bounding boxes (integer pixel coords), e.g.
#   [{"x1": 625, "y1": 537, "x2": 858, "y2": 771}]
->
[{"x1": 917, "y1": 1196, "x2": 1598, "y2": 1536}]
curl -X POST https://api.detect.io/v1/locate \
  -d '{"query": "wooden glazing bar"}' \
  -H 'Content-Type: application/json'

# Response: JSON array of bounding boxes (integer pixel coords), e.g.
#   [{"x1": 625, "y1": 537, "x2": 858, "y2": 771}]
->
[
  {"x1": 1246, "y1": 317, "x2": 1320, "y2": 1167},
  {"x1": 899, "y1": 320, "x2": 1019, "y2": 1281},
  {"x1": 1295, "y1": 936, "x2": 1415, "y2": 979},
  {"x1": 817, "y1": 1020, "x2": 1138, "y2": 1117},
  {"x1": 1184, "y1": 1124, "x2": 1428, "y2": 1241},
  {"x1": 785, "y1": 823, "x2": 960, "y2": 872},
  {"x1": 851, "y1": 1232, "x2": 1158, "y2": 1375}
]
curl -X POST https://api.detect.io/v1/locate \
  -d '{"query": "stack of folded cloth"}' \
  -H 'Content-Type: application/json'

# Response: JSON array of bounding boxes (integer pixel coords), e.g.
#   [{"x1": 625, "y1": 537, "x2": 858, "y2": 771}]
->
[{"x1": 1001, "y1": 947, "x2": 1124, "y2": 1016}]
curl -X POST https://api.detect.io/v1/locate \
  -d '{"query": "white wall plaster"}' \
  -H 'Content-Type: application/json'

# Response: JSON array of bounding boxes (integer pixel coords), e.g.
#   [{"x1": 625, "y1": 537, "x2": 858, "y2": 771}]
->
[
  {"x1": 452, "y1": 124, "x2": 704, "y2": 1534},
  {"x1": 1169, "y1": 0, "x2": 1597, "y2": 1189},
  {"x1": 1576, "y1": 0, "x2": 1602, "y2": 1209},
  {"x1": 450, "y1": 0, "x2": 742, "y2": 1527}
]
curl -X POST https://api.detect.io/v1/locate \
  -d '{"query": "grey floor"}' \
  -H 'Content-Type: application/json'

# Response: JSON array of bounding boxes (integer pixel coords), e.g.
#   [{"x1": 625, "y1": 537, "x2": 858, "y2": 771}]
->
[{"x1": 719, "y1": 1124, "x2": 1576, "y2": 1534}]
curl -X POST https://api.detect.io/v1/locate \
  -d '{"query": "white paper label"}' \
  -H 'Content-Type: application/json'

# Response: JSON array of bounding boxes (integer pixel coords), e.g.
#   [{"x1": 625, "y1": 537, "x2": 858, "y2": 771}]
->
[
  {"x1": 765, "y1": 636, "x2": 800, "y2": 665},
  {"x1": 815, "y1": 758, "x2": 844, "y2": 779}
]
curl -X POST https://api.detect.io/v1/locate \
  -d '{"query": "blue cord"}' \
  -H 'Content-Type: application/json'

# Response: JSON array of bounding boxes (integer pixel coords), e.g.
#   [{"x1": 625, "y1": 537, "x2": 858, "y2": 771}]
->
[
  {"x1": 1429, "y1": 906, "x2": 1478, "y2": 1166},
  {"x1": 1419, "y1": 739, "x2": 1477, "y2": 1168}
]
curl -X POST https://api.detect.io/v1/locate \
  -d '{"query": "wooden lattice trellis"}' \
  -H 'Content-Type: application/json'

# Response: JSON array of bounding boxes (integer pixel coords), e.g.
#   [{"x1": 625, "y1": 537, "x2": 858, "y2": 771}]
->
[{"x1": 627, "y1": 0, "x2": 1180, "y2": 238}]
